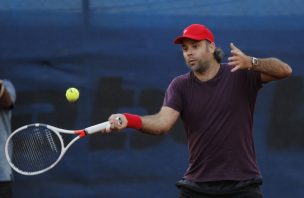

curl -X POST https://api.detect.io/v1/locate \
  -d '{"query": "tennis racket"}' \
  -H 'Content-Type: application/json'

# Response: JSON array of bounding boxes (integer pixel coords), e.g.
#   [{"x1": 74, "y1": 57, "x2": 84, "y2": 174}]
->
[{"x1": 5, "y1": 119, "x2": 120, "y2": 176}]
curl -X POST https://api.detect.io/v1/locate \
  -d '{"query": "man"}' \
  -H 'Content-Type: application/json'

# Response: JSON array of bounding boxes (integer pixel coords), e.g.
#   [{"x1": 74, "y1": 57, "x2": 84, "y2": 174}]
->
[
  {"x1": 104, "y1": 24, "x2": 292, "y2": 197},
  {"x1": 0, "y1": 79, "x2": 16, "y2": 198}
]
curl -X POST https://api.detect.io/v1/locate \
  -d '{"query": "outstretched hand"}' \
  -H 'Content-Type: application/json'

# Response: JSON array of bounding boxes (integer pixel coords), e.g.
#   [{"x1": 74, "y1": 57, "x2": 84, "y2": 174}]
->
[
  {"x1": 101, "y1": 114, "x2": 127, "y2": 133},
  {"x1": 228, "y1": 43, "x2": 252, "y2": 72}
]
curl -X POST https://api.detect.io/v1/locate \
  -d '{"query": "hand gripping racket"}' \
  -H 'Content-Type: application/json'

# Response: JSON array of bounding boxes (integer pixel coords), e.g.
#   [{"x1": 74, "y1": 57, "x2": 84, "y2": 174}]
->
[{"x1": 5, "y1": 120, "x2": 120, "y2": 176}]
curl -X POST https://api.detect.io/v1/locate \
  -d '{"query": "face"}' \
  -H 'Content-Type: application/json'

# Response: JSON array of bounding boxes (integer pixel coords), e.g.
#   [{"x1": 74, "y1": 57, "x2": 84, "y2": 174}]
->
[{"x1": 181, "y1": 39, "x2": 215, "y2": 73}]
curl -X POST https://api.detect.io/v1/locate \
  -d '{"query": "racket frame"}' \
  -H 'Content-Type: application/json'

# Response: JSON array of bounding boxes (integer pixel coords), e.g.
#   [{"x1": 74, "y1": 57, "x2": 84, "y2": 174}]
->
[{"x1": 5, "y1": 121, "x2": 110, "y2": 176}]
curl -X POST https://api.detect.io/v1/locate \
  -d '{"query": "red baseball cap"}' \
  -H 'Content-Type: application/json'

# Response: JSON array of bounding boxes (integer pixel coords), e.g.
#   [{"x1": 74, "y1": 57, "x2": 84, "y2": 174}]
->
[{"x1": 174, "y1": 24, "x2": 215, "y2": 44}]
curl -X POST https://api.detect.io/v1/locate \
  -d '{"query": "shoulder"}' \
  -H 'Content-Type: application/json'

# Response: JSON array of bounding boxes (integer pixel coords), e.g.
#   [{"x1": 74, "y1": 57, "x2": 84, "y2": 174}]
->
[
  {"x1": 168, "y1": 73, "x2": 190, "y2": 90},
  {"x1": 221, "y1": 63, "x2": 262, "y2": 89},
  {"x1": 220, "y1": 63, "x2": 235, "y2": 73},
  {"x1": 3, "y1": 80, "x2": 16, "y2": 93},
  {"x1": 221, "y1": 63, "x2": 260, "y2": 78},
  {"x1": 171, "y1": 73, "x2": 191, "y2": 85},
  {"x1": 3, "y1": 80, "x2": 15, "y2": 89}
]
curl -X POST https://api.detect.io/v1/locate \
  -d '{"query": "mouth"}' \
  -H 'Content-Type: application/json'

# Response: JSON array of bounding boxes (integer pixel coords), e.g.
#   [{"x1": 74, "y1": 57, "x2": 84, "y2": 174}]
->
[{"x1": 188, "y1": 59, "x2": 196, "y2": 65}]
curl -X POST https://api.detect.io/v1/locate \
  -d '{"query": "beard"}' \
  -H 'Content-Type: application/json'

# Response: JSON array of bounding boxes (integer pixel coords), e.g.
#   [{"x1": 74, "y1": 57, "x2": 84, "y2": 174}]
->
[{"x1": 186, "y1": 59, "x2": 211, "y2": 74}]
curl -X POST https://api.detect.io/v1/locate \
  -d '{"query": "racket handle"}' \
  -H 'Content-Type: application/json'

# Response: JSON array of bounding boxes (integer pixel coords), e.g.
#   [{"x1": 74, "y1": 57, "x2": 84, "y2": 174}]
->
[{"x1": 85, "y1": 121, "x2": 110, "y2": 135}]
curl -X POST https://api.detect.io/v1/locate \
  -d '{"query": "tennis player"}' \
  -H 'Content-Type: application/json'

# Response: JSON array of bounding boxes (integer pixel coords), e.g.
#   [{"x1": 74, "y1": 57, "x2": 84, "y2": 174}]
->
[
  {"x1": 105, "y1": 24, "x2": 292, "y2": 197},
  {"x1": 0, "y1": 79, "x2": 16, "y2": 198}
]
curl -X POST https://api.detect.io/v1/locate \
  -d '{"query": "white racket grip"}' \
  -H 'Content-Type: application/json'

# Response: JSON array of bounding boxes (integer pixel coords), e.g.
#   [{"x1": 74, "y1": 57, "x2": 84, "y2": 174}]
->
[{"x1": 85, "y1": 121, "x2": 110, "y2": 135}]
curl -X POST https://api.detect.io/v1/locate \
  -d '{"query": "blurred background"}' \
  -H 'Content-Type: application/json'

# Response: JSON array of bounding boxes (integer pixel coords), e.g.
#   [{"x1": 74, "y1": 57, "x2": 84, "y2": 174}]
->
[{"x1": 1, "y1": 0, "x2": 304, "y2": 197}]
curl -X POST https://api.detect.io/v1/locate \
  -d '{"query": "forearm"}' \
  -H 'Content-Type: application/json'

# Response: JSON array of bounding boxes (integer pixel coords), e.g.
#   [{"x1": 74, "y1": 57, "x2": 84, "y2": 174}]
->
[
  {"x1": 228, "y1": 43, "x2": 292, "y2": 80},
  {"x1": 253, "y1": 57, "x2": 292, "y2": 79},
  {"x1": 106, "y1": 107, "x2": 179, "y2": 134},
  {"x1": 123, "y1": 107, "x2": 178, "y2": 135},
  {"x1": 140, "y1": 114, "x2": 171, "y2": 135}
]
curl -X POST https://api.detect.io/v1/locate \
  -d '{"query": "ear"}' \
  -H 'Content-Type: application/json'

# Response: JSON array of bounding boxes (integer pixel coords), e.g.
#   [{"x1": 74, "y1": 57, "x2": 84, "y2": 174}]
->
[{"x1": 209, "y1": 42, "x2": 216, "y2": 53}]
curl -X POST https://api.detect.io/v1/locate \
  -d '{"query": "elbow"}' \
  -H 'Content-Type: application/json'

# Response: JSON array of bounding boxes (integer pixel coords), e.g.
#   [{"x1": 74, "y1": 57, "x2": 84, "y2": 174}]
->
[
  {"x1": 156, "y1": 127, "x2": 170, "y2": 135},
  {"x1": 141, "y1": 125, "x2": 170, "y2": 136},
  {"x1": 286, "y1": 65, "x2": 292, "y2": 77},
  {"x1": 153, "y1": 125, "x2": 172, "y2": 135},
  {"x1": 272, "y1": 58, "x2": 292, "y2": 79},
  {"x1": 154, "y1": 118, "x2": 174, "y2": 135},
  {"x1": 283, "y1": 64, "x2": 292, "y2": 78}
]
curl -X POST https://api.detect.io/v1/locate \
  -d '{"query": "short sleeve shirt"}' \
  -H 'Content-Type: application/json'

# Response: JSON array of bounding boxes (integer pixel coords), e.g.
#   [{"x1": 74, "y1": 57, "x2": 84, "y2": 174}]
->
[{"x1": 163, "y1": 64, "x2": 262, "y2": 182}]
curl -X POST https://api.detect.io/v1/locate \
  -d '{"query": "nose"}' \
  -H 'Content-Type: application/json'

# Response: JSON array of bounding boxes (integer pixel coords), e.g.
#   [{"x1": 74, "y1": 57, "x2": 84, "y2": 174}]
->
[{"x1": 186, "y1": 48, "x2": 193, "y2": 57}]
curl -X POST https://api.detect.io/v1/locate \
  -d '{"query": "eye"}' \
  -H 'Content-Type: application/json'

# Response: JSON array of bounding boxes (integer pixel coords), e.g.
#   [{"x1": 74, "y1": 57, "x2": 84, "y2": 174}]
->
[
  {"x1": 192, "y1": 44, "x2": 198, "y2": 49},
  {"x1": 182, "y1": 46, "x2": 188, "y2": 51}
]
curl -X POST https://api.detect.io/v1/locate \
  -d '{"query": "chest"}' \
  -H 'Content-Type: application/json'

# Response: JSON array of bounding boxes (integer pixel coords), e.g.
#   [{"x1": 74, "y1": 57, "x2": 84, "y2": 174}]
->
[{"x1": 181, "y1": 75, "x2": 249, "y2": 120}]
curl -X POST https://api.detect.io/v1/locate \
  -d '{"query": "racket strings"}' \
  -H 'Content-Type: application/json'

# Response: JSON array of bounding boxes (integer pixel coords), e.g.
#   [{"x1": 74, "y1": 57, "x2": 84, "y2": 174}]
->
[{"x1": 7, "y1": 126, "x2": 63, "y2": 173}]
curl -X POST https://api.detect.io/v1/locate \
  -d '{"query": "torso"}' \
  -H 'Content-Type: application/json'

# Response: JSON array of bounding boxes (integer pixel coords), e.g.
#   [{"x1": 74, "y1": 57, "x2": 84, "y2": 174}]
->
[{"x1": 163, "y1": 63, "x2": 262, "y2": 182}]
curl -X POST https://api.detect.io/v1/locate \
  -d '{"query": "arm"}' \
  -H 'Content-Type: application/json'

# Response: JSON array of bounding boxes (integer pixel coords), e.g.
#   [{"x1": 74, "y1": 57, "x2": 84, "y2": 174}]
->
[
  {"x1": 228, "y1": 43, "x2": 292, "y2": 83},
  {"x1": 140, "y1": 106, "x2": 180, "y2": 135},
  {"x1": 105, "y1": 106, "x2": 180, "y2": 135},
  {"x1": 251, "y1": 58, "x2": 292, "y2": 82},
  {"x1": 0, "y1": 80, "x2": 14, "y2": 109}
]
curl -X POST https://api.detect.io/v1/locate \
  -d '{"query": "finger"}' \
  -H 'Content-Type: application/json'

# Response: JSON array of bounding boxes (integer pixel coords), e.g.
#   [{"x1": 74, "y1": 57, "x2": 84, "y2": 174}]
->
[
  {"x1": 228, "y1": 56, "x2": 238, "y2": 61},
  {"x1": 101, "y1": 123, "x2": 111, "y2": 133},
  {"x1": 107, "y1": 123, "x2": 114, "y2": 132},
  {"x1": 114, "y1": 116, "x2": 122, "y2": 126},
  {"x1": 102, "y1": 126, "x2": 110, "y2": 133},
  {"x1": 108, "y1": 115, "x2": 114, "y2": 122},
  {"x1": 230, "y1": 50, "x2": 241, "y2": 56},
  {"x1": 110, "y1": 121, "x2": 116, "y2": 129},
  {"x1": 230, "y1": 42, "x2": 239, "y2": 51},
  {"x1": 227, "y1": 61, "x2": 239, "y2": 66},
  {"x1": 231, "y1": 65, "x2": 240, "y2": 72}
]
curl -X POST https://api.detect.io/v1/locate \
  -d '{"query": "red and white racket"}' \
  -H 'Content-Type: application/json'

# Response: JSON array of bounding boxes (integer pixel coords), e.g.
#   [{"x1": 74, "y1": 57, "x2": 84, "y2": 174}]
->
[{"x1": 5, "y1": 119, "x2": 120, "y2": 176}]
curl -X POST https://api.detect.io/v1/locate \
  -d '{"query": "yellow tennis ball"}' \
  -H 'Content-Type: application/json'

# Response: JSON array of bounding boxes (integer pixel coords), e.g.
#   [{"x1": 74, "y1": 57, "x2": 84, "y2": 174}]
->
[{"x1": 65, "y1": 87, "x2": 80, "y2": 102}]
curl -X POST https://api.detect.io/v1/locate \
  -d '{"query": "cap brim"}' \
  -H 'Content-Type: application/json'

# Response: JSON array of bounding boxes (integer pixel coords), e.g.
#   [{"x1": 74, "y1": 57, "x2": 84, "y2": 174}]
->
[{"x1": 174, "y1": 35, "x2": 203, "y2": 44}]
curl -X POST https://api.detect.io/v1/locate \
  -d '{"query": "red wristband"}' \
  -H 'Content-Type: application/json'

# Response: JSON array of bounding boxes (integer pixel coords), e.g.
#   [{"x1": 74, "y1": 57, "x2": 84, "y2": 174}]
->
[{"x1": 123, "y1": 113, "x2": 142, "y2": 129}]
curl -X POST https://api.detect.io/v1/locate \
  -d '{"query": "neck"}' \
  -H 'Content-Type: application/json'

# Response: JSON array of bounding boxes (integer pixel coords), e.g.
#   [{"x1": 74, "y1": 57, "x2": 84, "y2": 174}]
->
[{"x1": 193, "y1": 60, "x2": 220, "y2": 82}]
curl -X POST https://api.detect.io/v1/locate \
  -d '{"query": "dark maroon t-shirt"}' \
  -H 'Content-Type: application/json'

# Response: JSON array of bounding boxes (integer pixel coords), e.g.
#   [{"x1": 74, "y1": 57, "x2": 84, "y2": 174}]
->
[{"x1": 163, "y1": 63, "x2": 262, "y2": 182}]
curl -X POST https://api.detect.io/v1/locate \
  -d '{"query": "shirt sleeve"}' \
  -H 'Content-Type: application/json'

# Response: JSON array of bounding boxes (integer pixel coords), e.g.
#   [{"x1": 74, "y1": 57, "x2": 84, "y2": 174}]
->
[
  {"x1": 246, "y1": 70, "x2": 263, "y2": 91},
  {"x1": 163, "y1": 77, "x2": 183, "y2": 113}
]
